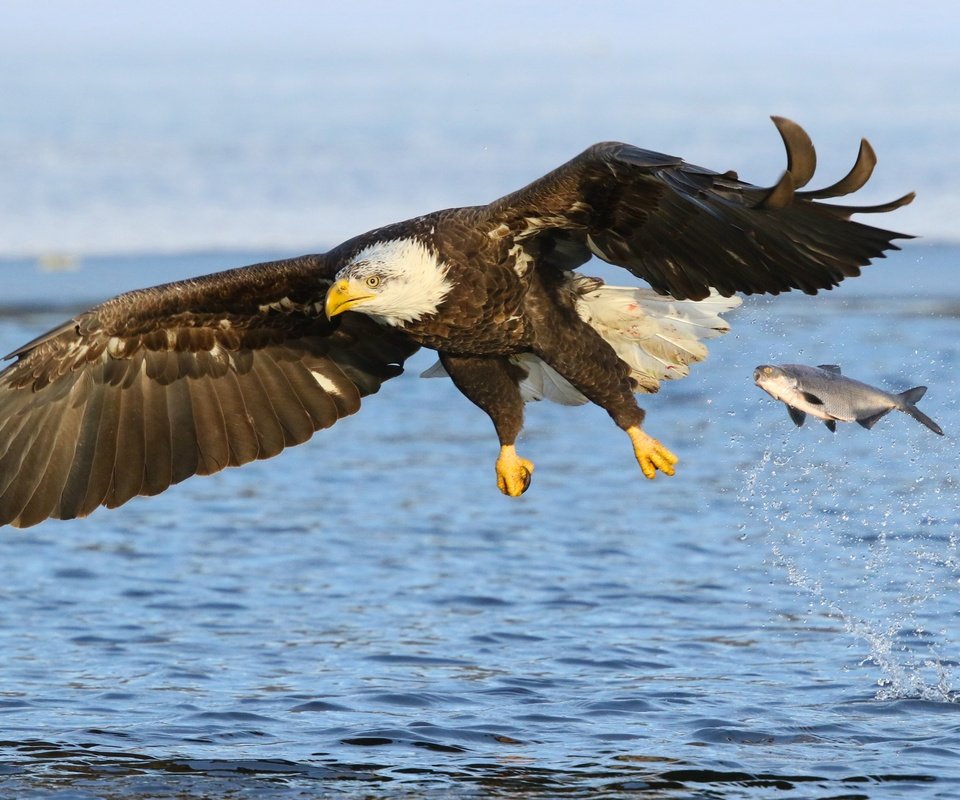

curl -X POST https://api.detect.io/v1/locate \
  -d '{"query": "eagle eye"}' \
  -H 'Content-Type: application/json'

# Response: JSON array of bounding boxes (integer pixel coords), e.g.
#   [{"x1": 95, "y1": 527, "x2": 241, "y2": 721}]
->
[{"x1": 365, "y1": 275, "x2": 382, "y2": 289}]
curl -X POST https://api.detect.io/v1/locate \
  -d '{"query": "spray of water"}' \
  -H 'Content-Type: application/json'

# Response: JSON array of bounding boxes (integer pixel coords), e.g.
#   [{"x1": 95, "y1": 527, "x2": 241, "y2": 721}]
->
[{"x1": 739, "y1": 441, "x2": 958, "y2": 703}]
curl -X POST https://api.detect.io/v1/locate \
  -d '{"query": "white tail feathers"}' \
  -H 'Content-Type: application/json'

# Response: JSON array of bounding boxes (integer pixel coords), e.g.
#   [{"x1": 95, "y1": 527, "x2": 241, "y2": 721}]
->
[
  {"x1": 575, "y1": 285, "x2": 741, "y2": 393},
  {"x1": 420, "y1": 279, "x2": 741, "y2": 406},
  {"x1": 511, "y1": 355, "x2": 589, "y2": 405},
  {"x1": 419, "y1": 351, "x2": 589, "y2": 404}
]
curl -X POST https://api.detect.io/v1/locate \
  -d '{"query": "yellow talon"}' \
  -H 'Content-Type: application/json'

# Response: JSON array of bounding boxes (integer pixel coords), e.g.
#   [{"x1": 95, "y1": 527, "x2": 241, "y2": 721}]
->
[
  {"x1": 626, "y1": 426, "x2": 678, "y2": 479},
  {"x1": 496, "y1": 445, "x2": 534, "y2": 497}
]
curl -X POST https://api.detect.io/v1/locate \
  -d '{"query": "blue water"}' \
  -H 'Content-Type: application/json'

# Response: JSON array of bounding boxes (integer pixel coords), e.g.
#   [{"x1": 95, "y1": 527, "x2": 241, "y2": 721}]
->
[
  {"x1": 2, "y1": 5, "x2": 960, "y2": 795},
  {"x1": 0, "y1": 243, "x2": 958, "y2": 798}
]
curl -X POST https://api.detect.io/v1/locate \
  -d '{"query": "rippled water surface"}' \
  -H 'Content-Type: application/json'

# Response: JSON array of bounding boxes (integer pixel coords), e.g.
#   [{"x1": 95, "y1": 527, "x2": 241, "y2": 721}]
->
[{"x1": 0, "y1": 245, "x2": 958, "y2": 798}]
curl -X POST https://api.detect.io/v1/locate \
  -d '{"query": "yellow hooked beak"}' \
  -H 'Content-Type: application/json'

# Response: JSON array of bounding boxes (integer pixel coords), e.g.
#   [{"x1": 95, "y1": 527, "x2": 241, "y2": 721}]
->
[{"x1": 324, "y1": 279, "x2": 375, "y2": 318}]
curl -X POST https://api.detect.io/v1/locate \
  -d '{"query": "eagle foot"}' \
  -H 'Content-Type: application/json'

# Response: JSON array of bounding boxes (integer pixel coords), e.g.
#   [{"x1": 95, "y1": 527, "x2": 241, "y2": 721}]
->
[
  {"x1": 626, "y1": 426, "x2": 678, "y2": 479},
  {"x1": 496, "y1": 445, "x2": 534, "y2": 497}
]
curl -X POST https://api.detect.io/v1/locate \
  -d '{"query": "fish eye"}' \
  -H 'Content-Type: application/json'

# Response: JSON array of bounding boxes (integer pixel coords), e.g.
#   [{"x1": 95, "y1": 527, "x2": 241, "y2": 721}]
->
[{"x1": 365, "y1": 275, "x2": 382, "y2": 289}]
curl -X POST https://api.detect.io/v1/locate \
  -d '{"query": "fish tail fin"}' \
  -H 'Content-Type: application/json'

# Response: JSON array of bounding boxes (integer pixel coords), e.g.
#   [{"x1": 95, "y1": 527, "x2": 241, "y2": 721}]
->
[
  {"x1": 896, "y1": 387, "x2": 944, "y2": 435},
  {"x1": 898, "y1": 386, "x2": 927, "y2": 405}
]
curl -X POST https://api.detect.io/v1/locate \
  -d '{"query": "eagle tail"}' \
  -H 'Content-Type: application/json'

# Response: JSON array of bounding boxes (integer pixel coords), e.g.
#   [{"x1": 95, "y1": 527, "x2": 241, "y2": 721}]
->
[
  {"x1": 576, "y1": 284, "x2": 742, "y2": 393},
  {"x1": 420, "y1": 356, "x2": 588, "y2": 406},
  {"x1": 421, "y1": 281, "x2": 740, "y2": 406}
]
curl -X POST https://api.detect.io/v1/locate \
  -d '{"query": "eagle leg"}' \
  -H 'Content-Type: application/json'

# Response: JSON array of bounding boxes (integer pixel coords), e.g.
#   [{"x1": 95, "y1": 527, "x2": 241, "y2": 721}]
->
[
  {"x1": 528, "y1": 313, "x2": 678, "y2": 481},
  {"x1": 496, "y1": 445, "x2": 534, "y2": 497},
  {"x1": 626, "y1": 426, "x2": 678, "y2": 479},
  {"x1": 438, "y1": 353, "x2": 532, "y2": 496}
]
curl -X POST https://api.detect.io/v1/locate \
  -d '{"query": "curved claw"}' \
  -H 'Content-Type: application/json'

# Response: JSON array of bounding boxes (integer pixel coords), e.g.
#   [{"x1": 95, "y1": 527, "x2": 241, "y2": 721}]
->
[
  {"x1": 771, "y1": 116, "x2": 817, "y2": 188},
  {"x1": 626, "y1": 426, "x2": 678, "y2": 479},
  {"x1": 761, "y1": 170, "x2": 796, "y2": 209},
  {"x1": 756, "y1": 120, "x2": 915, "y2": 220},
  {"x1": 797, "y1": 138, "x2": 876, "y2": 200},
  {"x1": 496, "y1": 445, "x2": 534, "y2": 497},
  {"x1": 825, "y1": 191, "x2": 916, "y2": 216}
]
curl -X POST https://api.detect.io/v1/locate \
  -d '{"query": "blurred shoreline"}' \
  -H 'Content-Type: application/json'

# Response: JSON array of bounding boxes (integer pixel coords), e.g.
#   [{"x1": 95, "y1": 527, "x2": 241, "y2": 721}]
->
[{"x1": 0, "y1": 241, "x2": 955, "y2": 313}]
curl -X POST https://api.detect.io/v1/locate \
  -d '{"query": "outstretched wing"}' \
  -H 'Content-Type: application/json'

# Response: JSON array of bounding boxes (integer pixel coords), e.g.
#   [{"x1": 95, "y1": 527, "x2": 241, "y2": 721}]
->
[
  {"x1": 485, "y1": 117, "x2": 914, "y2": 300},
  {"x1": 0, "y1": 255, "x2": 417, "y2": 527}
]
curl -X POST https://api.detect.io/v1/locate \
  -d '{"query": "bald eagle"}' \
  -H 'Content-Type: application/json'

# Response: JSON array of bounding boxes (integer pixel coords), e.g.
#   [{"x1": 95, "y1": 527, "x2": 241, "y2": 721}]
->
[{"x1": 0, "y1": 118, "x2": 912, "y2": 527}]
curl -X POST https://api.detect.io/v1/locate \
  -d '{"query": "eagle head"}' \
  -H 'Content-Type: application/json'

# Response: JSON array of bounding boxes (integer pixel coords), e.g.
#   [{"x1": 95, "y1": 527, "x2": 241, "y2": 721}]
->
[{"x1": 324, "y1": 237, "x2": 453, "y2": 327}]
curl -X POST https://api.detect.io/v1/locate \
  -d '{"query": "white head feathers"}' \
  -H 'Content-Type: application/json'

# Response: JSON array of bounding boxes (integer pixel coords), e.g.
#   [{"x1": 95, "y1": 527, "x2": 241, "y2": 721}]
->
[{"x1": 337, "y1": 238, "x2": 453, "y2": 327}]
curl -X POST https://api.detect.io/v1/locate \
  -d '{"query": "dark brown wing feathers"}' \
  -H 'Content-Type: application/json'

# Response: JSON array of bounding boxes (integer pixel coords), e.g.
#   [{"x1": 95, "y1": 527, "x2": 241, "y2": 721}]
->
[
  {"x1": 488, "y1": 116, "x2": 913, "y2": 300},
  {"x1": 0, "y1": 117, "x2": 913, "y2": 526},
  {"x1": 0, "y1": 256, "x2": 417, "y2": 527}
]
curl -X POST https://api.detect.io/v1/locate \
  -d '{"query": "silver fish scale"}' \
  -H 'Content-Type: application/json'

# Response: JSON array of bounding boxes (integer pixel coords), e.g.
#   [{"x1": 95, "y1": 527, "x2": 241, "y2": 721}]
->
[{"x1": 778, "y1": 364, "x2": 900, "y2": 419}]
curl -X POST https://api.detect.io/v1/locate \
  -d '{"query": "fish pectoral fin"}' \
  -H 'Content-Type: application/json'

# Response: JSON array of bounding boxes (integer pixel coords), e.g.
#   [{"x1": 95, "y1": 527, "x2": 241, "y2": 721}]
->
[
  {"x1": 857, "y1": 409, "x2": 893, "y2": 429},
  {"x1": 801, "y1": 391, "x2": 825, "y2": 405},
  {"x1": 817, "y1": 364, "x2": 842, "y2": 374},
  {"x1": 787, "y1": 405, "x2": 807, "y2": 427},
  {"x1": 824, "y1": 420, "x2": 837, "y2": 433}
]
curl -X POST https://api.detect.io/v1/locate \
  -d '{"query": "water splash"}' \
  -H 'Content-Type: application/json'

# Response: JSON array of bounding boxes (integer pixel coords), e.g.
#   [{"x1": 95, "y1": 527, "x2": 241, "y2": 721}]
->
[{"x1": 739, "y1": 440, "x2": 959, "y2": 703}]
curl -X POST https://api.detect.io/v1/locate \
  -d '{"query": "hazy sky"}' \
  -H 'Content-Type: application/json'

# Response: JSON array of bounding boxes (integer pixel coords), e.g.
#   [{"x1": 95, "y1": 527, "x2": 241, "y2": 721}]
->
[
  {"x1": 5, "y1": 1, "x2": 957, "y2": 56},
  {"x1": 3, "y1": 1, "x2": 958, "y2": 254}
]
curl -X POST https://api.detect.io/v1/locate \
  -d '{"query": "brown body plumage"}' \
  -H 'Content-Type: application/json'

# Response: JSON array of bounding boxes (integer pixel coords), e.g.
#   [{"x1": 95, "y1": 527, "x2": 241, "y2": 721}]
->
[{"x1": 0, "y1": 118, "x2": 913, "y2": 526}]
